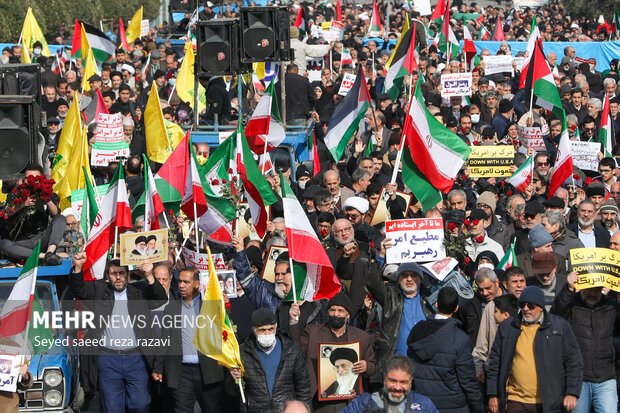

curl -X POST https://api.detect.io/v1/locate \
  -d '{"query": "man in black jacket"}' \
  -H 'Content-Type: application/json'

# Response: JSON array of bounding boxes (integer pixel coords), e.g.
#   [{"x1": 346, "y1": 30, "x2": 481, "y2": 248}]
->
[
  {"x1": 70, "y1": 253, "x2": 167, "y2": 413},
  {"x1": 230, "y1": 308, "x2": 312, "y2": 413},
  {"x1": 407, "y1": 287, "x2": 484, "y2": 413},
  {"x1": 551, "y1": 272, "x2": 620, "y2": 413},
  {"x1": 487, "y1": 286, "x2": 583, "y2": 413},
  {"x1": 275, "y1": 63, "x2": 315, "y2": 124},
  {"x1": 152, "y1": 267, "x2": 228, "y2": 413}
]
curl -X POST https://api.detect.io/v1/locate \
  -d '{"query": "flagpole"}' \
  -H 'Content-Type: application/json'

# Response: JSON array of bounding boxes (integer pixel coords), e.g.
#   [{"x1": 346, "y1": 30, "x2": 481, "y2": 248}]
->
[
  {"x1": 18, "y1": 264, "x2": 37, "y2": 382},
  {"x1": 528, "y1": 88, "x2": 535, "y2": 121},
  {"x1": 113, "y1": 227, "x2": 119, "y2": 258},
  {"x1": 193, "y1": 203, "x2": 200, "y2": 253},
  {"x1": 175, "y1": 221, "x2": 195, "y2": 264},
  {"x1": 289, "y1": 256, "x2": 297, "y2": 305},
  {"x1": 261, "y1": 139, "x2": 269, "y2": 174},
  {"x1": 391, "y1": 132, "x2": 406, "y2": 184},
  {"x1": 167, "y1": 85, "x2": 177, "y2": 104}
]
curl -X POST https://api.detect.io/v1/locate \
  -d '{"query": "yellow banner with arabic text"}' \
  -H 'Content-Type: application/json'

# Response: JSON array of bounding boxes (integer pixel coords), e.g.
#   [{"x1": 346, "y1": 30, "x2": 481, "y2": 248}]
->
[
  {"x1": 468, "y1": 145, "x2": 514, "y2": 178},
  {"x1": 570, "y1": 247, "x2": 620, "y2": 292}
]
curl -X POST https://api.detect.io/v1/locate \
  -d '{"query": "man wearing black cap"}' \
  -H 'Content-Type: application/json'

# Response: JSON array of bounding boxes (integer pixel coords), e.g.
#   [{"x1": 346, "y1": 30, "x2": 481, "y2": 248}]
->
[
  {"x1": 132, "y1": 235, "x2": 147, "y2": 256},
  {"x1": 492, "y1": 99, "x2": 514, "y2": 139},
  {"x1": 230, "y1": 308, "x2": 312, "y2": 412},
  {"x1": 465, "y1": 209, "x2": 505, "y2": 261},
  {"x1": 44, "y1": 116, "x2": 62, "y2": 149},
  {"x1": 487, "y1": 286, "x2": 582, "y2": 413},
  {"x1": 87, "y1": 74, "x2": 103, "y2": 94},
  {"x1": 290, "y1": 293, "x2": 375, "y2": 412},
  {"x1": 513, "y1": 201, "x2": 545, "y2": 255}
]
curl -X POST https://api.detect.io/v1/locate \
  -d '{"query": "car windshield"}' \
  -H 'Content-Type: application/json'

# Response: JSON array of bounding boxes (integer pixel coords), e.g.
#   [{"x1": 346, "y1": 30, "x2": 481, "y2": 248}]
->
[{"x1": 0, "y1": 281, "x2": 59, "y2": 339}]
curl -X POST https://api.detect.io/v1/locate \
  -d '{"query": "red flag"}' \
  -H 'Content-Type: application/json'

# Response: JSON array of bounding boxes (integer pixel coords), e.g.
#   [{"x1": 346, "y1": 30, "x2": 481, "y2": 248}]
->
[
  {"x1": 119, "y1": 17, "x2": 130, "y2": 52},
  {"x1": 431, "y1": 0, "x2": 446, "y2": 21},
  {"x1": 336, "y1": 0, "x2": 342, "y2": 22},
  {"x1": 441, "y1": 0, "x2": 451, "y2": 43},
  {"x1": 82, "y1": 89, "x2": 109, "y2": 125},
  {"x1": 492, "y1": 16, "x2": 505, "y2": 41},
  {"x1": 71, "y1": 19, "x2": 81, "y2": 57}
]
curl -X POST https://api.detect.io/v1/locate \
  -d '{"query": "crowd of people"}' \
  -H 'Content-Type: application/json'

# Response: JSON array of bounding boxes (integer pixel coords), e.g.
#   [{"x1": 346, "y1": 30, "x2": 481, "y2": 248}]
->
[{"x1": 2, "y1": 0, "x2": 620, "y2": 412}]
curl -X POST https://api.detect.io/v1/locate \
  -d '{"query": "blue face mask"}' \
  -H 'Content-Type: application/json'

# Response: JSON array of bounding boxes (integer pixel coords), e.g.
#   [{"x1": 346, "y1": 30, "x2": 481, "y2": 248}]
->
[
  {"x1": 168, "y1": 78, "x2": 176, "y2": 87},
  {"x1": 34, "y1": 48, "x2": 41, "y2": 56}
]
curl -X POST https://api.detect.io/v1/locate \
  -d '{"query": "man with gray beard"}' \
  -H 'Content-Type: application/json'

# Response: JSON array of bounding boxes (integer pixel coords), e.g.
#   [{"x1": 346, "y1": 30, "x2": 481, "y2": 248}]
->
[
  {"x1": 567, "y1": 200, "x2": 610, "y2": 248},
  {"x1": 552, "y1": 272, "x2": 619, "y2": 413}
]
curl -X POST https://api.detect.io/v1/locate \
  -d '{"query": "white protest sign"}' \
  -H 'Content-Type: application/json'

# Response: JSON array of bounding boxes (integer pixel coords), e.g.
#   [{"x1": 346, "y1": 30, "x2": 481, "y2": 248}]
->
[
  {"x1": 441, "y1": 72, "x2": 472, "y2": 97},
  {"x1": 71, "y1": 184, "x2": 109, "y2": 216},
  {"x1": 324, "y1": 21, "x2": 344, "y2": 41},
  {"x1": 310, "y1": 25, "x2": 324, "y2": 38},
  {"x1": 411, "y1": 0, "x2": 432, "y2": 15},
  {"x1": 570, "y1": 141, "x2": 600, "y2": 171},
  {"x1": 516, "y1": 125, "x2": 546, "y2": 151},
  {"x1": 0, "y1": 345, "x2": 22, "y2": 393},
  {"x1": 338, "y1": 73, "x2": 357, "y2": 96},
  {"x1": 219, "y1": 131, "x2": 234, "y2": 144},
  {"x1": 515, "y1": 56, "x2": 526, "y2": 71},
  {"x1": 91, "y1": 141, "x2": 130, "y2": 166},
  {"x1": 385, "y1": 218, "x2": 445, "y2": 264},
  {"x1": 483, "y1": 55, "x2": 514, "y2": 76},
  {"x1": 140, "y1": 20, "x2": 150, "y2": 37},
  {"x1": 422, "y1": 257, "x2": 459, "y2": 281},
  {"x1": 95, "y1": 113, "x2": 124, "y2": 143},
  {"x1": 182, "y1": 246, "x2": 226, "y2": 272}
]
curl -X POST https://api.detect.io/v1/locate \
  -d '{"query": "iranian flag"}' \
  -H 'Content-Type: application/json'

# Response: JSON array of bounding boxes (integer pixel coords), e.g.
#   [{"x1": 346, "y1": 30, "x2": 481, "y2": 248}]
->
[
  {"x1": 599, "y1": 94, "x2": 613, "y2": 157},
  {"x1": 143, "y1": 155, "x2": 165, "y2": 231},
  {"x1": 0, "y1": 242, "x2": 40, "y2": 338},
  {"x1": 613, "y1": 7, "x2": 620, "y2": 37},
  {"x1": 506, "y1": 156, "x2": 534, "y2": 192},
  {"x1": 51, "y1": 52, "x2": 63, "y2": 75},
  {"x1": 548, "y1": 116, "x2": 573, "y2": 198},
  {"x1": 308, "y1": 130, "x2": 320, "y2": 177},
  {"x1": 498, "y1": 240, "x2": 517, "y2": 271},
  {"x1": 83, "y1": 166, "x2": 132, "y2": 280},
  {"x1": 235, "y1": 128, "x2": 278, "y2": 238},
  {"x1": 341, "y1": 48, "x2": 353, "y2": 65},
  {"x1": 384, "y1": 20, "x2": 417, "y2": 101},
  {"x1": 280, "y1": 173, "x2": 341, "y2": 301},
  {"x1": 181, "y1": 135, "x2": 208, "y2": 221},
  {"x1": 324, "y1": 66, "x2": 371, "y2": 161},
  {"x1": 198, "y1": 136, "x2": 238, "y2": 245},
  {"x1": 463, "y1": 26, "x2": 477, "y2": 70},
  {"x1": 400, "y1": 81, "x2": 471, "y2": 210},
  {"x1": 519, "y1": 16, "x2": 541, "y2": 89},
  {"x1": 336, "y1": 0, "x2": 342, "y2": 22},
  {"x1": 368, "y1": 0, "x2": 382, "y2": 37},
  {"x1": 81, "y1": 166, "x2": 98, "y2": 238},
  {"x1": 492, "y1": 16, "x2": 505, "y2": 41},
  {"x1": 119, "y1": 17, "x2": 130, "y2": 51},
  {"x1": 244, "y1": 80, "x2": 286, "y2": 155}
]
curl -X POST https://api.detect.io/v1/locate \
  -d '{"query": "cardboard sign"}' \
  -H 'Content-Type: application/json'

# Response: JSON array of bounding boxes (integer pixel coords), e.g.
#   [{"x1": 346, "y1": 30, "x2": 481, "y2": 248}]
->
[
  {"x1": 182, "y1": 246, "x2": 226, "y2": 272},
  {"x1": 516, "y1": 125, "x2": 546, "y2": 151},
  {"x1": 385, "y1": 218, "x2": 445, "y2": 264},
  {"x1": 261, "y1": 245, "x2": 288, "y2": 283},
  {"x1": 483, "y1": 55, "x2": 514, "y2": 76},
  {"x1": 468, "y1": 145, "x2": 514, "y2": 177},
  {"x1": 91, "y1": 141, "x2": 131, "y2": 166},
  {"x1": 318, "y1": 341, "x2": 362, "y2": 401},
  {"x1": 199, "y1": 270, "x2": 238, "y2": 299},
  {"x1": 140, "y1": 20, "x2": 150, "y2": 37},
  {"x1": 369, "y1": 187, "x2": 413, "y2": 226},
  {"x1": 441, "y1": 72, "x2": 472, "y2": 97},
  {"x1": 338, "y1": 73, "x2": 357, "y2": 96},
  {"x1": 422, "y1": 257, "x2": 459, "y2": 281},
  {"x1": 120, "y1": 229, "x2": 168, "y2": 265},
  {"x1": 0, "y1": 347, "x2": 21, "y2": 393},
  {"x1": 570, "y1": 141, "x2": 600, "y2": 172},
  {"x1": 71, "y1": 184, "x2": 109, "y2": 216},
  {"x1": 95, "y1": 113, "x2": 124, "y2": 143},
  {"x1": 570, "y1": 247, "x2": 620, "y2": 292}
]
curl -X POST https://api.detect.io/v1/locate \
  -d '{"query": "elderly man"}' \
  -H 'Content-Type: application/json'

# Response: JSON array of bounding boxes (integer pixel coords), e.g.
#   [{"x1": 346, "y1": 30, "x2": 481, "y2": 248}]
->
[
  {"x1": 526, "y1": 251, "x2": 567, "y2": 311},
  {"x1": 350, "y1": 169, "x2": 371, "y2": 197},
  {"x1": 291, "y1": 293, "x2": 375, "y2": 412},
  {"x1": 323, "y1": 170, "x2": 354, "y2": 212},
  {"x1": 487, "y1": 286, "x2": 583, "y2": 413},
  {"x1": 541, "y1": 210, "x2": 584, "y2": 259},
  {"x1": 342, "y1": 196, "x2": 382, "y2": 245},
  {"x1": 552, "y1": 272, "x2": 619, "y2": 413},
  {"x1": 465, "y1": 209, "x2": 505, "y2": 261},
  {"x1": 340, "y1": 355, "x2": 438, "y2": 413},
  {"x1": 567, "y1": 200, "x2": 610, "y2": 248},
  {"x1": 476, "y1": 191, "x2": 510, "y2": 251},
  {"x1": 231, "y1": 308, "x2": 312, "y2": 412},
  {"x1": 447, "y1": 188, "x2": 468, "y2": 211},
  {"x1": 599, "y1": 198, "x2": 620, "y2": 235}
]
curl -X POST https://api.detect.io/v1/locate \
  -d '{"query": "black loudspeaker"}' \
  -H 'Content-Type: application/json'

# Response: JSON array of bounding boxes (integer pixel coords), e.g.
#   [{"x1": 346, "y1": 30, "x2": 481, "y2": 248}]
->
[
  {"x1": 0, "y1": 64, "x2": 41, "y2": 179},
  {"x1": 169, "y1": 0, "x2": 196, "y2": 12},
  {"x1": 239, "y1": 6, "x2": 291, "y2": 63},
  {"x1": 197, "y1": 19, "x2": 241, "y2": 76}
]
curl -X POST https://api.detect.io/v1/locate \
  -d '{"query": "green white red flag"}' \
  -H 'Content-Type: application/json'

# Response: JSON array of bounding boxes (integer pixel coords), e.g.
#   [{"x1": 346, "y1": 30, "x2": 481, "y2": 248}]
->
[
  {"x1": 599, "y1": 94, "x2": 613, "y2": 157},
  {"x1": 368, "y1": 0, "x2": 382, "y2": 37},
  {"x1": 244, "y1": 80, "x2": 286, "y2": 155},
  {"x1": 143, "y1": 155, "x2": 165, "y2": 231},
  {"x1": 506, "y1": 156, "x2": 533, "y2": 193},
  {"x1": 498, "y1": 240, "x2": 517, "y2": 271}
]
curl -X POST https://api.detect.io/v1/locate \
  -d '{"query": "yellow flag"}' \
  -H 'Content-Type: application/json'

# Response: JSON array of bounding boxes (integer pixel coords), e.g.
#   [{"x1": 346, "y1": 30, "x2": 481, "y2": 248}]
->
[
  {"x1": 80, "y1": 23, "x2": 91, "y2": 64},
  {"x1": 125, "y1": 6, "x2": 144, "y2": 45},
  {"x1": 165, "y1": 120, "x2": 186, "y2": 150},
  {"x1": 51, "y1": 95, "x2": 82, "y2": 183},
  {"x1": 144, "y1": 82, "x2": 172, "y2": 164},
  {"x1": 55, "y1": 125, "x2": 92, "y2": 210},
  {"x1": 21, "y1": 7, "x2": 51, "y2": 58},
  {"x1": 193, "y1": 245, "x2": 244, "y2": 374},
  {"x1": 81, "y1": 48, "x2": 97, "y2": 92},
  {"x1": 176, "y1": 42, "x2": 206, "y2": 112},
  {"x1": 20, "y1": 40, "x2": 31, "y2": 64}
]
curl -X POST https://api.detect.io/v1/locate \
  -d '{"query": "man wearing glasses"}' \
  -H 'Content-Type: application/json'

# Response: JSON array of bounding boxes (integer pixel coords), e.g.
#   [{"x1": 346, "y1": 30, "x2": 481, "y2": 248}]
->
[
  {"x1": 487, "y1": 286, "x2": 582, "y2": 413},
  {"x1": 533, "y1": 152, "x2": 551, "y2": 179},
  {"x1": 597, "y1": 157, "x2": 616, "y2": 192},
  {"x1": 580, "y1": 116, "x2": 598, "y2": 141}
]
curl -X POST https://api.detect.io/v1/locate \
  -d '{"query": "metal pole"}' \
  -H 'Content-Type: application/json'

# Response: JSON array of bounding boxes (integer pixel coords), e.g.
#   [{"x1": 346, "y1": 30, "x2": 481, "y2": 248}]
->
[
  {"x1": 237, "y1": 74, "x2": 243, "y2": 123},
  {"x1": 280, "y1": 62, "x2": 286, "y2": 128},
  {"x1": 193, "y1": 60, "x2": 199, "y2": 130}
]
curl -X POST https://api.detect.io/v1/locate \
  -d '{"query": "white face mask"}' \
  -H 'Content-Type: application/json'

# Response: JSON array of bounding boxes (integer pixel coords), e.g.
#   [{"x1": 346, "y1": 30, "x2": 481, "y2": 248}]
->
[
  {"x1": 256, "y1": 333, "x2": 276, "y2": 348},
  {"x1": 471, "y1": 113, "x2": 480, "y2": 124},
  {"x1": 298, "y1": 180, "x2": 307, "y2": 190}
]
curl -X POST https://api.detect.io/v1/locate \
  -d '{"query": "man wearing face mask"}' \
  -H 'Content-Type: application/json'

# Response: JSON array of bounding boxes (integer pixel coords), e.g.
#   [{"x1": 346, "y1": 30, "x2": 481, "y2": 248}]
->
[
  {"x1": 340, "y1": 355, "x2": 438, "y2": 413},
  {"x1": 290, "y1": 293, "x2": 375, "y2": 413},
  {"x1": 230, "y1": 308, "x2": 312, "y2": 412}
]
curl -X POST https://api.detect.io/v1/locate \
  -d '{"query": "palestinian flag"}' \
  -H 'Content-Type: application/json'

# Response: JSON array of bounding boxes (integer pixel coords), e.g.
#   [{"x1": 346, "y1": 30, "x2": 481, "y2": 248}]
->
[
  {"x1": 400, "y1": 81, "x2": 471, "y2": 211},
  {"x1": 244, "y1": 81, "x2": 286, "y2": 155},
  {"x1": 119, "y1": 17, "x2": 130, "y2": 51},
  {"x1": 519, "y1": 16, "x2": 540, "y2": 89},
  {"x1": 384, "y1": 20, "x2": 417, "y2": 101},
  {"x1": 498, "y1": 240, "x2": 517, "y2": 271},
  {"x1": 294, "y1": 6, "x2": 309, "y2": 37},
  {"x1": 81, "y1": 166, "x2": 98, "y2": 238},
  {"x1": 280, "y1": 172, "x2": 341, "y2": 302},
  {"x1": 235, "y1": 128, "x2": 278, "y2": 238},
  {"x1": 430, "y1": 0, "x2": 446, "y2": 23},
  {"x1": 438, "y1": 0, "x2": 459, "y2": 59},
  {"x1": 83, "y1": 167, "x2": 132, "y2": 280},
  {"x1": 599, "y1": 94, "x2": 613, "y2": 157},
  {"x1": 368, "y1": 0, "x2": 383, "y2": 37},
  {"x1": 613, "y1": 7, "x2": 620, "y2": 37},
  {"x1": 492, "y1": 16, "x2": 505, "y2": 41},
  {"x1": 71, "y1": 20, "x2": 115, "y2": 61},
  {"x1": 83, "y1": 89, "x2": 109, "y2": 125},
  {"x1": 525, "y1": 40, "x2": 564, "y2": 119},
  {"x1": 308, "y1": 130, "x2": 320, "y2": 177},
  {"x1": 506, "y1": 156, "x2": 533, "y2": 193},
  {"x1": 180, "y1": 136, "x2": 208, "y2": 221},
  {"x1": 143, "y1": 155, "x2": 165, "y2": 231},
  {"x1": 324, "y1": 66, "x2": 371, "y2": 161},
  {"x1": 548, "y1": 115, "x2": 573, "y2": 198}
]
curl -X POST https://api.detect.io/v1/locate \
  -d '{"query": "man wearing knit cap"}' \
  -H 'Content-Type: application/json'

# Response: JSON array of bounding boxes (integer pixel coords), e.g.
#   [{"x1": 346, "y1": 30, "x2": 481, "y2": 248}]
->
[
  {"x1": 585, "y1": 180, "x2": 606, "y2": 211},
  {"x1": 230, "y1": 308, "x2": 312, "y2": 411},
  {"x1": 290, "y1": 293, "x2": 375, "y2": 412},
  {"x1": 599, "y1": 198, "x2": 619, "y2": 235},
  {"x1": 476, "y1": 191, "x2": 510, "y2": 251},
  {"x1": 567, "y1": 200, "x2": 610, "y2": 249},
  {"x1": 487, "y1": 286, "x2": 583, "y2": 413},
  {"x1": 465, "y1": 209, "x2": 505, "y2": 262}
]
